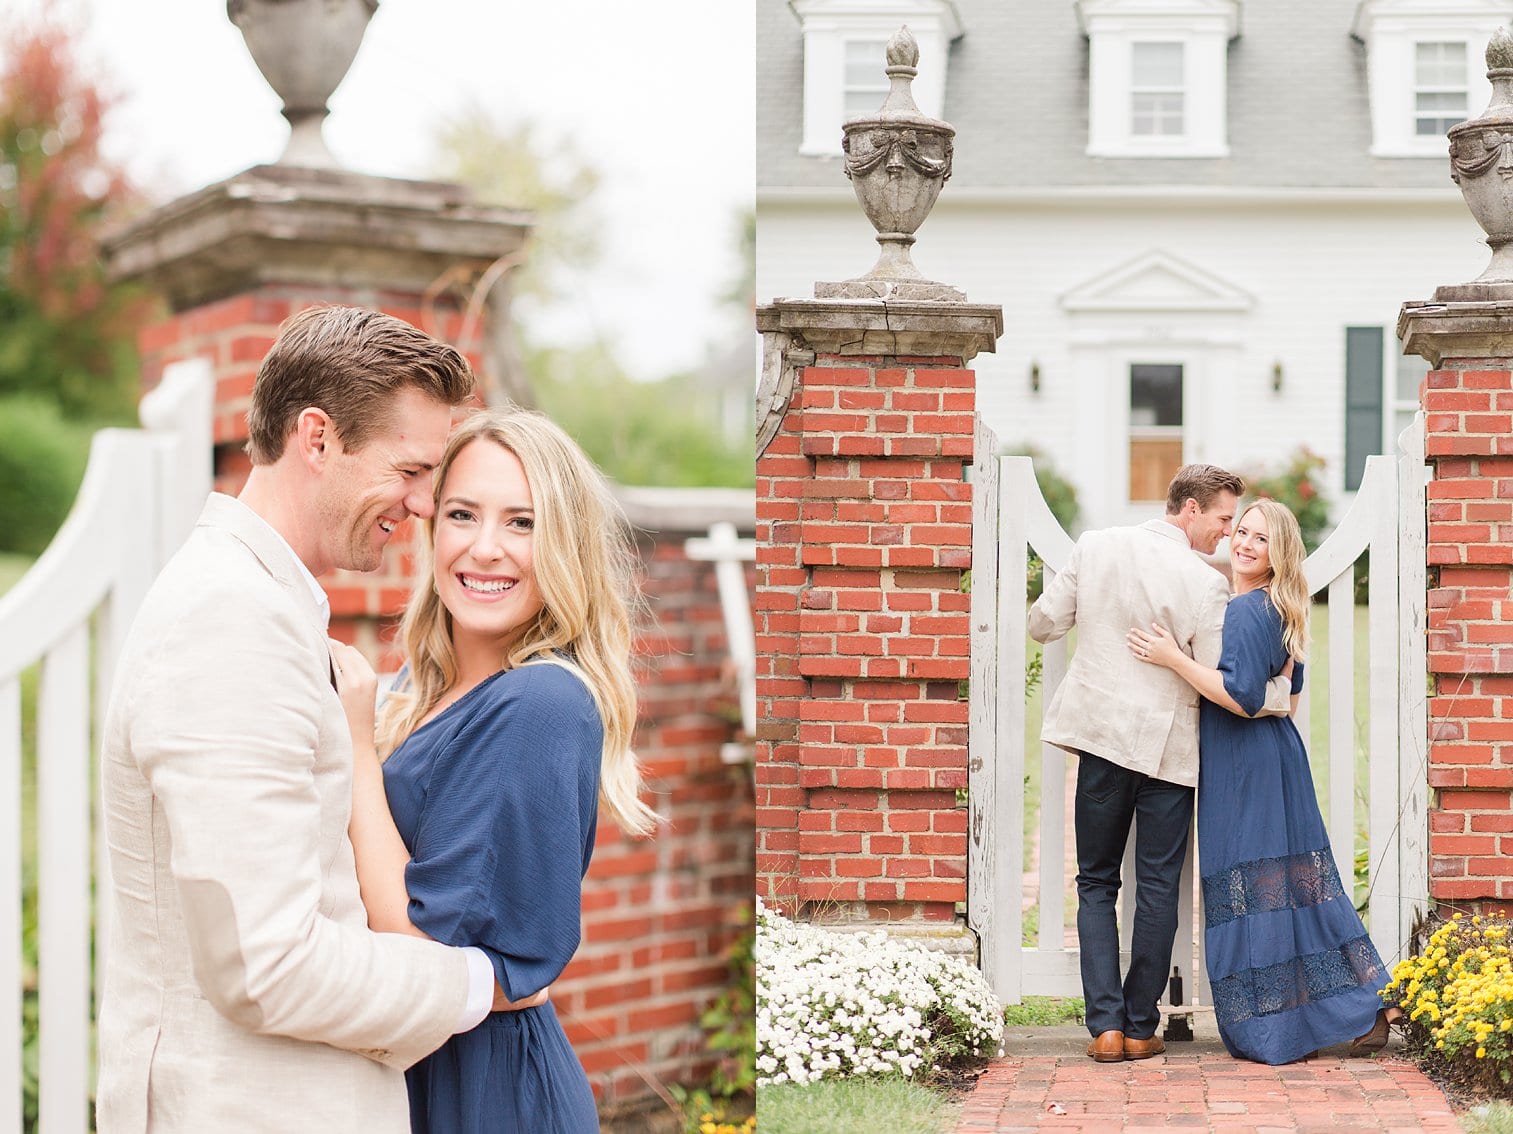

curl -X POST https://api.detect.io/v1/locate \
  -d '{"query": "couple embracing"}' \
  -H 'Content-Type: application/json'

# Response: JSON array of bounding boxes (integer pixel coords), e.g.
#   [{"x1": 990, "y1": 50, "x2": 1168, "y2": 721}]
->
[
  {"x1": 95, "y1": 307, "x2": 647, "y2": 1133},
  {"x1": 1029, "y1": 464, "x2": 1399, "y2": 1067}
]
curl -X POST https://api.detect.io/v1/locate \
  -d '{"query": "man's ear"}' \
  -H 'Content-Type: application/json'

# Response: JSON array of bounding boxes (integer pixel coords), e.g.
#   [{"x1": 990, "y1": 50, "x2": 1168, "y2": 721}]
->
[{"x1": 293, "y1": 407, "x2": 335, "y2": 471}]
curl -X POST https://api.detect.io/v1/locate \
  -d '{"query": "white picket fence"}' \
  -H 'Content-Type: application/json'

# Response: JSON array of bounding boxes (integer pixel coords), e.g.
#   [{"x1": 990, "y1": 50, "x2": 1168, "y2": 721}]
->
[
  {"x1": 0, "y1": 360, "x2": 212, "y2": 1133},
  {"x1": 968, "y1": 415, "x2": 1430, "y2": 1008}
]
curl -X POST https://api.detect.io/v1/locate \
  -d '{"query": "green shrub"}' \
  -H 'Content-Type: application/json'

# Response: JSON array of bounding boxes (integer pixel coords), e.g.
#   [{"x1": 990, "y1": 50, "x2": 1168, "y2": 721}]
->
[
  {"x1": 1241, "y1": 446, "x2": 1330, "y2": 552},
  {"x1": 0, "y1": 397, "x2": 92, "y2": 556}
]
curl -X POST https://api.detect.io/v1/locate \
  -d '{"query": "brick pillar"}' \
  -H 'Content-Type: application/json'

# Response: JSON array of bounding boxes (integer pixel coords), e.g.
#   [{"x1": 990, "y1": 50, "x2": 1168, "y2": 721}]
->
[
  {"x1": 1400, "y1": 301, "x2": 1513, "y2": 916},
  {"x1": 755, "y1": 299, "x2": 1002, "y2": 932},
  {"x1": 104, "y1": 164, "x2": 528, "y2": 654}
]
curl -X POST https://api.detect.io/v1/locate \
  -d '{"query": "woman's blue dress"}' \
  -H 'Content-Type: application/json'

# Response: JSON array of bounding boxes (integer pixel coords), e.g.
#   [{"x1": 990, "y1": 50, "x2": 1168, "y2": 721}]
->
[
  {"x1": 383, "y1": 662, "x2": 602, "y2": 1133},
  {"x1": 1198, "y1": 589, "x2": 1387, "y2": 1065}
]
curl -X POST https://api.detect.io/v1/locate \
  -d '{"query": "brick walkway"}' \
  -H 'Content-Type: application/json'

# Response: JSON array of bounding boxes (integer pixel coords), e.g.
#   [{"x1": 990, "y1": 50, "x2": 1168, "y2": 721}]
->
[{"x1": 954, "y1": 1054, "x2": 1461, "y2": 1133}]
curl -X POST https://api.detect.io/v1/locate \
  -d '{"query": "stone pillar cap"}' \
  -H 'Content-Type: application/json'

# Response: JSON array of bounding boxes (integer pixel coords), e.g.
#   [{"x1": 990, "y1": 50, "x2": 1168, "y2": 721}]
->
[{"x1": 103, "y1": 164, "x2": 531, "y2": 312}]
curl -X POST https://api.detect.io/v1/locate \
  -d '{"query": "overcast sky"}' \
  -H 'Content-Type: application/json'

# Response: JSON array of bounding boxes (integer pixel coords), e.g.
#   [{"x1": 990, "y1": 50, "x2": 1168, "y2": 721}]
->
[{"x1": 1, "y1": 0, "x2": 755, "y2": 381}]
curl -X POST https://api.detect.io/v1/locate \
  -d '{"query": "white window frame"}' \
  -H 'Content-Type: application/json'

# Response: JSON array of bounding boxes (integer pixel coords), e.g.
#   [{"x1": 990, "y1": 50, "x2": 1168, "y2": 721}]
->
[
  {"x1": 789, "y1": 0, "x2": 964, "y2": 157},
  {"x1": 1352, "y1": 0, "x2": 1505, "y2": 158},
  {"x1": 1077, "y1": 0, "x2": 1239, "y2": 159}
]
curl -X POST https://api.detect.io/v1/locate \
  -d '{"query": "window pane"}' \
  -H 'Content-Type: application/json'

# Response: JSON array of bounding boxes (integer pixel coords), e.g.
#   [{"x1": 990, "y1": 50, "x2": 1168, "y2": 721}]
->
[
  {"x1": 1416, "y1": 91, "x2": 1466, "y2": 113},
  {"x1": 1396, "y1": 351, "x2": 1430, "y2": 403},
  {"x1": 845, "y1": 89, "x2": 884, "y2": 119},
  {"x1": 1416, "y1": 115, "x2": 1462, "y2": 135},
  {"x1": 1130, "y1": 364, "x2": 1183, "y2": 426},
  {"x1": 1132, "y1": 93, "x2": 1183, "y2": 136},
  {"x1": 1416, "y1": 41, "x2": 1466, "y2": 87},
  {"x1": 1132, "y1": 42, "x2": 1184, "y2": 87},
  {"x1": 844, "y1": 40, "x2": 887, "y2": 85}
]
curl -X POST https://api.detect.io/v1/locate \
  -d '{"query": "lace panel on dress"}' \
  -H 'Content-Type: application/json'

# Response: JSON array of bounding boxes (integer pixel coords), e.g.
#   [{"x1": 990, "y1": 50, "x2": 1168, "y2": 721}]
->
[
  {"x1": 1210, "y1": 934, "x2": 1385, "y2": 1028},
  {"x1": 1201, "y1": 848, "x2": 1346, "y2": 929}
]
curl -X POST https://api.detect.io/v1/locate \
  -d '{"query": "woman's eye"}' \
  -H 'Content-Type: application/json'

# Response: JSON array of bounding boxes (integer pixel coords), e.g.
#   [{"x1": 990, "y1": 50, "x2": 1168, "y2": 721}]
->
[
  {"x1": 510, "y1": 516, "x2": 535, "y2": 532},
  {"x1": 446, "y1": 509, "x2": 474, "y2": 522}
]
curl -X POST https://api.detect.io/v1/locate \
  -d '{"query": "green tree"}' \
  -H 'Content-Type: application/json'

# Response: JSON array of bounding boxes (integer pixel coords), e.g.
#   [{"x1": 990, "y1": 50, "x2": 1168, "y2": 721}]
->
[
  {"x1": 0, "y1": 11, "x2": 149, "y2": 421},
  {"x1": 433, "y1": 111, "x2": 753, "y2": 488},
  {"x1": 0, "y1": 12, "x2": 151, "y2": 556}
]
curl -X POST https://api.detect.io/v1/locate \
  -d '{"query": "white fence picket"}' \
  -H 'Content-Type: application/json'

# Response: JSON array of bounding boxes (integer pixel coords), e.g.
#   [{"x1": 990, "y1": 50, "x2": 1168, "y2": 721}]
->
[
  {"x1": 974, "y1": 424, "x2": 1428, "y2": 1004},
  {"x1": 0, "y1": 359, "x2": 212, "y2": 1131},
  {"x1": 37, "y1": 627, "x2": 90, "y2": 1134},
  {"x1": 968, "y1": 416, "x2": 1005, "y2": 992},
  {"x1": 1327, "y1": 569, "x2": 1356, "y2": 890},
  {"x1": 995, "y1": 457, "x2": 1032, "y2": 1000},
  {"x1": 0, "y1": 679, "x2": 20, "y2": 1134},
  {"x1": 1397, "y1": 415, "x2": 1430, "y2": 958}
]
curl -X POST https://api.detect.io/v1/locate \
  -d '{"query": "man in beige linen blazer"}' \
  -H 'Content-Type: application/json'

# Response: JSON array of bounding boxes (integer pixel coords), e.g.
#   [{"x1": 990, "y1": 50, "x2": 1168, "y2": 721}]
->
[
  {"x1": 1028, "y1": 464, "x2": 1289, "y2": 1066},
  {"x1": 97, "y1": 308, "x2": 501, "y2": 1133}
]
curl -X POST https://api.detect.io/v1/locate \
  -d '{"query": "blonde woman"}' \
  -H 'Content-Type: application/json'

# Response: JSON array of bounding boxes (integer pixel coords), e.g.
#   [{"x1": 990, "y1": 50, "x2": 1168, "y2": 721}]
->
[
  {"x1": 331, "y1": 409, "x2": 657, "y2": 1133},
  {"x1": 1128, "y1": 499, "x2": 1397, "y2": 1064}
]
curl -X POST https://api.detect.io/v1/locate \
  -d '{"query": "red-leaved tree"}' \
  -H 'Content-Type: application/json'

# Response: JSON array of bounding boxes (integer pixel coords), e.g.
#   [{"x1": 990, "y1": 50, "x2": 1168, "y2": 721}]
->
[{"x1": 0, "y1": 8, "x2": 151, "y2": 420}]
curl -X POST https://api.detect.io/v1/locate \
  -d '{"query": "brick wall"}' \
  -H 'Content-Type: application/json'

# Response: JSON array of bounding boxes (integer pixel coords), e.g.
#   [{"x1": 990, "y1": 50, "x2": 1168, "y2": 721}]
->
[
  {"x1": 138, "y1": 296, "x2": 755, "y2": 1122},
  {"x1": 1422, "y1": 361, "x2": 1513, "y2": 916},
  {"x1": 567, "y1": 531, "x2": 755, "y2": 1115},
  {"x1": 756, "y1": 356, "x2": 975, "y2": 924}
]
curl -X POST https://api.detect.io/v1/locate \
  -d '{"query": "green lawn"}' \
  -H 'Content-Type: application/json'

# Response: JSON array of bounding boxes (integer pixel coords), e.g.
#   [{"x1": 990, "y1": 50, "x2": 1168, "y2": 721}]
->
[
  {"x1": 1020, "y1": 603, "x2": 1375, "y2": 945},
  {"x1": 759, "y1": 1078, "x2": 957, "y2": 1134}
]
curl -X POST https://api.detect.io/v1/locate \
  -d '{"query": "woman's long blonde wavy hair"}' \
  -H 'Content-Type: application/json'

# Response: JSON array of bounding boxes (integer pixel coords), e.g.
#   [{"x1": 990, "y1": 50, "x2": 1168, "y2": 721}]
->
[
  {"x1": 1238, "y1": 498, "x2": 1310, "y2": 663},
  {"x1": 377, "y1": 409, "x2": 658, "y2": 837}
]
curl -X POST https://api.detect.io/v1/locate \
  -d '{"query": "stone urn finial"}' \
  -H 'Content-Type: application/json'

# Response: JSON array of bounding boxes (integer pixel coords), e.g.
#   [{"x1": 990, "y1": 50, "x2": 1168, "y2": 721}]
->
[
  {"x1": 1442, "y1": 26, "x2": 1513, "y2": 296},
  {"x1": 227, "y1": 0, "x2": 380, "y2": 169},
  {"x1": 816, "y1": 26, "x2": 961, "y2": 301}
]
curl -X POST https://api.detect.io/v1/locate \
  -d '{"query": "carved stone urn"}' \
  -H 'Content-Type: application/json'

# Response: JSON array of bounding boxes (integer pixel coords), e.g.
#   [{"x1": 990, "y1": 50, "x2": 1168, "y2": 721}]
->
[
  {"x1": 1445, "y1": 26, "x2": 1513, "y2": 295},
  {"x1": 226, "y1": 0, "x2": 379, "y2": 168},
  {"x1": 818, "y1": 26, "x2": 961, "y2": 301}
]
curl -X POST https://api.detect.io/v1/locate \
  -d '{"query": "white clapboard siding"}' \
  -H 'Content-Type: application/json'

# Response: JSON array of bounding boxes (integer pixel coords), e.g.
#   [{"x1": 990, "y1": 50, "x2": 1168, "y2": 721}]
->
[
  {"x1": 972, "y1": 420, "x2": 1428, "y2": 1005},
  {"x1": 0, "y1": 359, "x2": 212, "y2": 1134}
]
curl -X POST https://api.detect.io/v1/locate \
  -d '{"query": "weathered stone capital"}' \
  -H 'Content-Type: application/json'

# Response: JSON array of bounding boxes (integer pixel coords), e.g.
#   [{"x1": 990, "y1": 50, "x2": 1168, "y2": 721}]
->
[
  {"x1": 103, "y1": 164, "x2": 531, "y2": 311},
  {"x1": 756, "y1": 296, "x2": 1003, "y2": 361},
  {"x1": 1399, "y1": 298, "x2": 1513, "y2": 367}
]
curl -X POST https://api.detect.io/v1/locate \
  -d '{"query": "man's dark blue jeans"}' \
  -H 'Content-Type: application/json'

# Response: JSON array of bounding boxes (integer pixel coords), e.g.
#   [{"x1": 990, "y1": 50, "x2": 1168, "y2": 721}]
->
[{"x1": 1074, "y1": 751, "x2": 1194, "y2": 1041}]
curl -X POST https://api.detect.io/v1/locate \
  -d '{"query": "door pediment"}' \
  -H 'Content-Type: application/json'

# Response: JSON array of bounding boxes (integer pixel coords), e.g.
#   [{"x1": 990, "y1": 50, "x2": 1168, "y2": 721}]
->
[{"x1": 1060, "y1": 250, "x2": 1254, "y2": 313}]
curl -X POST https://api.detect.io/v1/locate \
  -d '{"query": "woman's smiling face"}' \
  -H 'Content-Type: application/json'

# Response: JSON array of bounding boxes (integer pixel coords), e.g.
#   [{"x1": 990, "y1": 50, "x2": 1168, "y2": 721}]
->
[
  {"x1": 432, "y1": 437, "x2": 545, "y2": 657},
  {"x1": 1229, "y1": 505, "x2": 1272, "y2": 587}
]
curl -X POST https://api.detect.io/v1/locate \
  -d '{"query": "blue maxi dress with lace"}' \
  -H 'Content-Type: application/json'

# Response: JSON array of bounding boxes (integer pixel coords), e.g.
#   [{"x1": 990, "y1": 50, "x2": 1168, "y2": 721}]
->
[
  {"x1": 382, "y1": 663, "x2": 602, "y2": 1133},
  {"x1": 1198, "y1": 589, "x2": 1387, "y2": 1065}
]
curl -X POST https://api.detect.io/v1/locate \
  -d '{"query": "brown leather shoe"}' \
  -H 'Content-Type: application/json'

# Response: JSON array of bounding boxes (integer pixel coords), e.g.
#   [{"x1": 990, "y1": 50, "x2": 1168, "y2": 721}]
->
[
  {"x1": 1124, "y1": 1035, "x2": 1166, "y2": 1060},
  {"x1": 1087, "y1": 1030, "x2": 1126, "y2": 1062}
]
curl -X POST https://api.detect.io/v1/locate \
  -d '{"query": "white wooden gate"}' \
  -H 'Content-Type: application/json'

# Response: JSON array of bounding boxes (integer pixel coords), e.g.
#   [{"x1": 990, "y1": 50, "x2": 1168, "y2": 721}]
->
[
  {"x1": 968, "y1": 415, "x2": 1430, "y2": 1008},
  {"x1": 0, "y1": 360, "x2": 212, "y2": 1133}
]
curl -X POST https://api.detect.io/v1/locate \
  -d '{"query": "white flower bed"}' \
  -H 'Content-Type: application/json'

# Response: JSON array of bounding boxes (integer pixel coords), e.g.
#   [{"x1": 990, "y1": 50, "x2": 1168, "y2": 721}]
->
[{"x1": 754, "y1": 898, "x2": 1003, "y2": 1087}]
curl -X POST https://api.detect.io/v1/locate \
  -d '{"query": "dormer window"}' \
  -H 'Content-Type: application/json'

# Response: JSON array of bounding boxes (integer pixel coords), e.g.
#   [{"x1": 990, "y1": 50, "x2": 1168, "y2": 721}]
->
[
  {"x1": 1077, "y1": 0, "x2": 1239, "y2": 159},
  {"x1": 1414, "y1": 41, "x2": 1469, "y2": 137},
  {"x1": 1353, "y1": 0, "x2": 1504, "y2": 157},
  {"x1": 789, "y1": 0, "x2": 963, "y2": 157}
]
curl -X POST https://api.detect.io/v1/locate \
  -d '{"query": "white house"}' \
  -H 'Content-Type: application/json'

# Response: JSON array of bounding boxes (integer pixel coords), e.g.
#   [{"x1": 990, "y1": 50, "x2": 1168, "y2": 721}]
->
[{"x1": 756, "y1": 0, "x2": 1500, "y2": 529}]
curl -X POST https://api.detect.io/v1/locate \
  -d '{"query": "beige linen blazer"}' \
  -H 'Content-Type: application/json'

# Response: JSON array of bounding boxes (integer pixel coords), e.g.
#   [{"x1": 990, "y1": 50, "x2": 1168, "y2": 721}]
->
[
  {"x1": 96, "y1": 494, "x2": 470, "y2": 1134},
  {"x1": 1028, "y1": 518, "x2": 1289, "y2": 788}
]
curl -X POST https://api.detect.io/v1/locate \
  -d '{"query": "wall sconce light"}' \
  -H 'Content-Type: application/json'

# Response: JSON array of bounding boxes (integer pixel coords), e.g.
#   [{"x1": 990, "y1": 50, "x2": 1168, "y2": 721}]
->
[
  {"x1": 1030, "y1": 360, "x2": 1041, "y2": 393},
  {"x1": 1271, "y1": 361, "x2": 1284, "y2": 393}
]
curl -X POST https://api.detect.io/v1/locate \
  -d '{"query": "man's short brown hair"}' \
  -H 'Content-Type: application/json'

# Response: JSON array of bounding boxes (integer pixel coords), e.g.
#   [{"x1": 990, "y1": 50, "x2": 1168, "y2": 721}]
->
[
  {"x1": 1165, "y1": 463, "x2": 1244, "y2": 515},
  {"x1": 244, "y1": 306, "x2": 475, "y2": 465}
]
